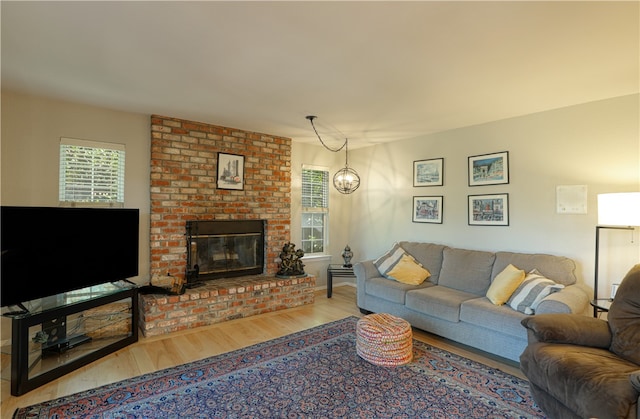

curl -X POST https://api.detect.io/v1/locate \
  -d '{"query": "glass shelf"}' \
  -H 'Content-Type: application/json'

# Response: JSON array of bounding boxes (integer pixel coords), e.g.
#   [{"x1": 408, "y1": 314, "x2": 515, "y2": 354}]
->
[{"x1": 6, "y1": 280, "x2": 136, "y2": 318}]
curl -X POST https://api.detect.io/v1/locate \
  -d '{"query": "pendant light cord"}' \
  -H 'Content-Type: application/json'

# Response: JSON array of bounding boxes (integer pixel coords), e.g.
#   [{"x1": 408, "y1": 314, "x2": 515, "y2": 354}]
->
[
  {"x1": 343, "y1": 138, "x2": 350, "y2": 167},
  {"x1": 306, "y1": 115, "x2": 360, "y2": 194},
  {"x1": 306, "y1": 116, "x2": 347, "y2": 153}
]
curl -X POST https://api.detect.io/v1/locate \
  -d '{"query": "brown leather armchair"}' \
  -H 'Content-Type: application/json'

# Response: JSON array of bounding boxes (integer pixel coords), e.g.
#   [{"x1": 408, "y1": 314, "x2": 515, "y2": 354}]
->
[{"x1": 520, "y1": 264, "x2": 640, "y2": 419}]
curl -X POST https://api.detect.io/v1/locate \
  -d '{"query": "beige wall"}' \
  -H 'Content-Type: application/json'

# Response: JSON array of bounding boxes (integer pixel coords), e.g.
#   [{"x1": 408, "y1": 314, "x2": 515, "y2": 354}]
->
[{"x1": 1, "y1": 90, "x2": 151, "y2": 284}]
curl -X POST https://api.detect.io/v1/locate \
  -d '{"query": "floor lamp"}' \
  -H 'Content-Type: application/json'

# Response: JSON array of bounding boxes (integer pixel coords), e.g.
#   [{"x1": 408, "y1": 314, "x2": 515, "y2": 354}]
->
[{"x1": 594, "y1": 192, "x2": 640, "y2": 317}]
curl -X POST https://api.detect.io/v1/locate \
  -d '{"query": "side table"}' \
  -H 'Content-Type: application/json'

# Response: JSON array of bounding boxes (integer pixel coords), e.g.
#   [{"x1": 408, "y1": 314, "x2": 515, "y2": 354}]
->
[
  {"x1": 326, "y1": 264, "x2": 355, "y2": 298},
  {"x1": 590, "y1": 298, "x2": 613, "y2": 317}
]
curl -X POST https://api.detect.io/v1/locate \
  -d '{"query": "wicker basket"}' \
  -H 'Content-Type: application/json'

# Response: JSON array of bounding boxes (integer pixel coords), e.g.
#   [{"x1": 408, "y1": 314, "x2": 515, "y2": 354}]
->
[{"x1": 356, "y1": 313, "x2": 413, "y2": 366}]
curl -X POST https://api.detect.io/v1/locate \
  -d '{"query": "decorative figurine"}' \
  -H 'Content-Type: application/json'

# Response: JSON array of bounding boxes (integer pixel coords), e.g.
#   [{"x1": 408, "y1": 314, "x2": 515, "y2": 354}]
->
[
  {"x1": 342, "y1": 245, "x2": 353, "y2": 268},
  {"x1": 276, "y1": 242, "x2": 306, "y2": 277}
]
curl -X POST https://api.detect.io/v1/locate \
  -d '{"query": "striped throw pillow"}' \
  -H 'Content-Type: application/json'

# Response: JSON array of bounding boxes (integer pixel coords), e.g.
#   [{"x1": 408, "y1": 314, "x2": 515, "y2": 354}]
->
[
  {"x1": 374, "y1": 243, "x2": 410, "y2": 278},
  {"x1": 507, "y1": 269, "x2": 564, "y2": 314}
]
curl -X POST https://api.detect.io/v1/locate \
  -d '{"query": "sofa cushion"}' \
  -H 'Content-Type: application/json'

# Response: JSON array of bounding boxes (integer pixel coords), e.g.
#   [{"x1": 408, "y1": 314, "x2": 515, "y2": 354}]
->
[
  {"x1": 492, "y1": 251, "x2": 577, "y2": 286},
  {"x1": 460, "y1": 297, "x2": 527, "y2": 338},
  {"x1": 399, "y1": 242, "x2": 447, "y2": 284},
  {"x1": 486, "y1": 264, "x2": 525, "y2": 305},
  {"x1": 385, "y1": 254, "x2": 431, "y2": 285},
  {"x1": 365, "y1": 276, "x2": 434, "y2": 304},
  {"x1": 520, "y1": 342, "x2": 640, "y2": 419},
  {"x1": 438, "y1": 247, "x2": 495, "y2": 296},
  {"x1": 608, "y1": 263, "x2": 640, "y2": 365},
  {"x1": 507, "y1": 270, "x2": 564, "y2": 314},
  {"x1": 405, "y1": 286, "x2": 477, "y2": 322}
]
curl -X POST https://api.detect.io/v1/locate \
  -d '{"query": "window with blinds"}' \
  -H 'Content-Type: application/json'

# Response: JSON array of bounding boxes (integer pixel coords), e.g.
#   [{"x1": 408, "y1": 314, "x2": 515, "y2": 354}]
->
[
  {"x1": 301, "y1": 167, "x2": 329, "y2": 254},
  {"x1": 59, "y1": 138, "x2": 125, "y2": 206}
]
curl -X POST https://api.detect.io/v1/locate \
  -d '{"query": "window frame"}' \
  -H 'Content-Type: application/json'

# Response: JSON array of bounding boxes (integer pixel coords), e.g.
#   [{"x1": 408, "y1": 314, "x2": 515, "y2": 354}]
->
[
  {"x1": 59, "y1": 137, "x2": 126, "y2": 207},
  {"x1": 301, "y1": 165, "x2": 330, "y2": 255}
]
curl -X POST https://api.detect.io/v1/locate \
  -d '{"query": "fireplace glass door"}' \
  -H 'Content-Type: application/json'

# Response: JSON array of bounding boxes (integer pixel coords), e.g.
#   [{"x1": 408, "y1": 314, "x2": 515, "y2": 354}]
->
[
  {"x1": 186, "y1": 219, "x2": 266, "y2": 282},
  {"x1": 190, "y1": 233, "x2": 261, "y2": 275}
]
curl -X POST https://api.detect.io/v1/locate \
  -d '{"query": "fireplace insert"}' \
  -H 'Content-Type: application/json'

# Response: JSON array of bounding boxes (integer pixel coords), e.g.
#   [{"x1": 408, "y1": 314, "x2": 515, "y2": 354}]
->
[{"x1": 186, "y1": 220, "x2": 266, "y2": 285}]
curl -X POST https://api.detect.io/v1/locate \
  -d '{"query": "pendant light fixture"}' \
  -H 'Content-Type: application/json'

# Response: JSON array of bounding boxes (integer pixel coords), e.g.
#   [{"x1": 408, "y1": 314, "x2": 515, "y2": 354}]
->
[{"x1": 306, "y1": 115, "x2": 361, "y2": 194}]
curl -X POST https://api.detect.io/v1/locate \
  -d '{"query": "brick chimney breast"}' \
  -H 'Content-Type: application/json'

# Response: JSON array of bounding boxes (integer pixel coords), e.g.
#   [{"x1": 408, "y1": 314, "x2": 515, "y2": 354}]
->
[{"x1": 150, "y1": 115, "x2": 292, "y2": 282}]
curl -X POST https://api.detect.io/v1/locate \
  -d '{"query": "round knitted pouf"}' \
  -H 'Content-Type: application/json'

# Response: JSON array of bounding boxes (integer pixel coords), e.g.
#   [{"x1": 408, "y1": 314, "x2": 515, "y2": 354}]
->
[{"x1": 356, "y1": 313, "x2": 413, "y2": 366}]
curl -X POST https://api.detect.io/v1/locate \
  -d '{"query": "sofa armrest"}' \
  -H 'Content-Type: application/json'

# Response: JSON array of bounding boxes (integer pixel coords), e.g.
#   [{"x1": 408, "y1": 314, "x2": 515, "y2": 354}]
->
[
  {"x1": 354, "y1": 260, "x2": 380, "y2": 309},
  {"x1": 354, "y1": 260, "x2": 379, "y2": 282},
  {"x1": 535, "y1": 284, "x2": 589, "y2": 314},
  {"x1": 521, "y1": 313, "x2": 612, "y2": 347}
]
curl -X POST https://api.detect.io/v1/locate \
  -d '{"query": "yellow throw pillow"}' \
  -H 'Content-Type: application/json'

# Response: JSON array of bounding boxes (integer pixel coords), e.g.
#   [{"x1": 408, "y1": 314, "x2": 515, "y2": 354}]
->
[
  {"x1": 386, "y1": 254, "x2": 431, "y2": 285},
  {"x1": 486, "y1": 264, "x2": 526, "y2": 305}
]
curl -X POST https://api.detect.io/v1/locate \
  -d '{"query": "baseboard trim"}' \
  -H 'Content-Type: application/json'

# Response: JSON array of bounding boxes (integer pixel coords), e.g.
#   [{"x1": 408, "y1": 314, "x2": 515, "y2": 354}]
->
[{"x1": 315, "y1": 282, "x2": 356, "y2": 292}]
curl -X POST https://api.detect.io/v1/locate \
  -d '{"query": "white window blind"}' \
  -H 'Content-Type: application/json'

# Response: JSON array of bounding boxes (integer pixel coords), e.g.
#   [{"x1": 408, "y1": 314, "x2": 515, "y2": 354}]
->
[
  {"x1": 301, "y1": 167, "x2": 329, "y2": 254},
  {"x1": 59, "y1": 138, "x2": 125, "y2": 205}
]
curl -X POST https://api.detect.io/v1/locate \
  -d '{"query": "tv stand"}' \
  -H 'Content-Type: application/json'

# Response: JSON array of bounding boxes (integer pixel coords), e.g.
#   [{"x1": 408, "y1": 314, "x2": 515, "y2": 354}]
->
[{"x1": 7, "y1": 281, "x2": 138, "y2": 395}]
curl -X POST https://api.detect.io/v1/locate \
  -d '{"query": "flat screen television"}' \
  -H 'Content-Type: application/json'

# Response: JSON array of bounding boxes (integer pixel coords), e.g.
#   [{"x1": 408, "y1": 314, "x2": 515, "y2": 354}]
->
[{"x1": 1, "y1": 206, "x2": 139, "y2": 308}]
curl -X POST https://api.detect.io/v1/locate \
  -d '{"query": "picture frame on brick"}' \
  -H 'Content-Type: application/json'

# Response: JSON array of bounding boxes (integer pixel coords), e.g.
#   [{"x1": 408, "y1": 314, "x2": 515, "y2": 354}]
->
[{"x1": 217, "y1": 152, "x2": 245, "y2": 190}]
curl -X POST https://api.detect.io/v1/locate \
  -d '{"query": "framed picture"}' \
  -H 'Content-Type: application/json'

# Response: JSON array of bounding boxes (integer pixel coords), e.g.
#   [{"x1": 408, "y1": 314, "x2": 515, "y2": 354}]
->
[
  {"x1": 413, "y1": 158, "x2": 444, "y2": 187},
  {"x1": 413, "y1": 196, "x2": 443, "y2": 224},
  {"x1": 217, "y1": 152, "x2": 245, "y2": 190},
  {"x1": 468, "y1": 151, "x2": 509, "y2": 186},
  {"x1": 468, "y1": 193, "x2": 509, "y2": 226}
]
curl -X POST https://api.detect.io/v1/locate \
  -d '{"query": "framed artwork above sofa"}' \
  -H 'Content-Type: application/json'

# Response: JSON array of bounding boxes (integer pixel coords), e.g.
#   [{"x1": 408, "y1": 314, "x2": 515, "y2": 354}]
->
[
  {"x1": 413, "y1": 158, "x2": 444, "y2": 187},
  {"x1": 413, "y1": 196, "x2": 443, "y2": 224},
  {"x1": 468, "y1": 193, "x2": 509, "y2": 226},
  {"x1": 468, "y1": 151, "x2": 509, "y2": 186}
]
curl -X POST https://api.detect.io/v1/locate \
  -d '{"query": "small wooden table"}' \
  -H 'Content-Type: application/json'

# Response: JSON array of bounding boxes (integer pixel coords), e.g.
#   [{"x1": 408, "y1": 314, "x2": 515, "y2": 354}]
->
[{"x1": 326, "y1": 264, "x2": 355, "y2": 298}]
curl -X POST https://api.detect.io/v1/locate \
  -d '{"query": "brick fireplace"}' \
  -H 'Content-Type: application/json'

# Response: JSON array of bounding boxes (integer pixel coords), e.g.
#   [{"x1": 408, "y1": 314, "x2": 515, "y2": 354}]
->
[{"x1": 142, "y1": 115, "x2": 314, "y2": 336}]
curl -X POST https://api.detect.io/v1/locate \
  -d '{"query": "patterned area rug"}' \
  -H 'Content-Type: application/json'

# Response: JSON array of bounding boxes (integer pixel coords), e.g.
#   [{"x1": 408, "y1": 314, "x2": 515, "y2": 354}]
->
[{"x1": 13, "y1": 316, "x2": 544, "y2": 418}]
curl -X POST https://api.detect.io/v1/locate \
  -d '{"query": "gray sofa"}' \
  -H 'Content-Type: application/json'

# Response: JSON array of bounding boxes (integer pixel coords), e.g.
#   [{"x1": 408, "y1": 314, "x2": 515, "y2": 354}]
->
[{"x1": 354, "y1": 241, "x2": 590, "y2": 362}]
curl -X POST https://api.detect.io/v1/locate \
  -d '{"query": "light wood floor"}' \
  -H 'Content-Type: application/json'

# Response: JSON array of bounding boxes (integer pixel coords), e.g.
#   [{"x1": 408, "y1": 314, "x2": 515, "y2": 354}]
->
[{"x1": 1, "y1": 286, "x2": 523, "y2": 417}]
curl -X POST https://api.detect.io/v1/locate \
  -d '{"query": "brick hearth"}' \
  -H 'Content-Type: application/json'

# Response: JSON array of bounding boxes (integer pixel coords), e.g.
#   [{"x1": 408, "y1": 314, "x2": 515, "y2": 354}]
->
[{"x1": 139, "y1": 275, "x2": 315, "y2": 337}]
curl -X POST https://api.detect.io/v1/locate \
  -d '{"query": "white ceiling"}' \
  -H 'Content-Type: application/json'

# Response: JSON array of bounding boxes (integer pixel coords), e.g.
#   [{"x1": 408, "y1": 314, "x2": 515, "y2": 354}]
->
[{"x1": 2, "y1": 1, "x2": 638, "y2": 148}]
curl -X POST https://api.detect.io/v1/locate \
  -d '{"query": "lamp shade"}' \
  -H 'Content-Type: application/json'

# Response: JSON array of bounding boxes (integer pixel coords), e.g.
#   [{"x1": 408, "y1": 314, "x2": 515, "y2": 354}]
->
[{"x1": 597, "y1": 192, "x2": 640, "y2": 226}]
